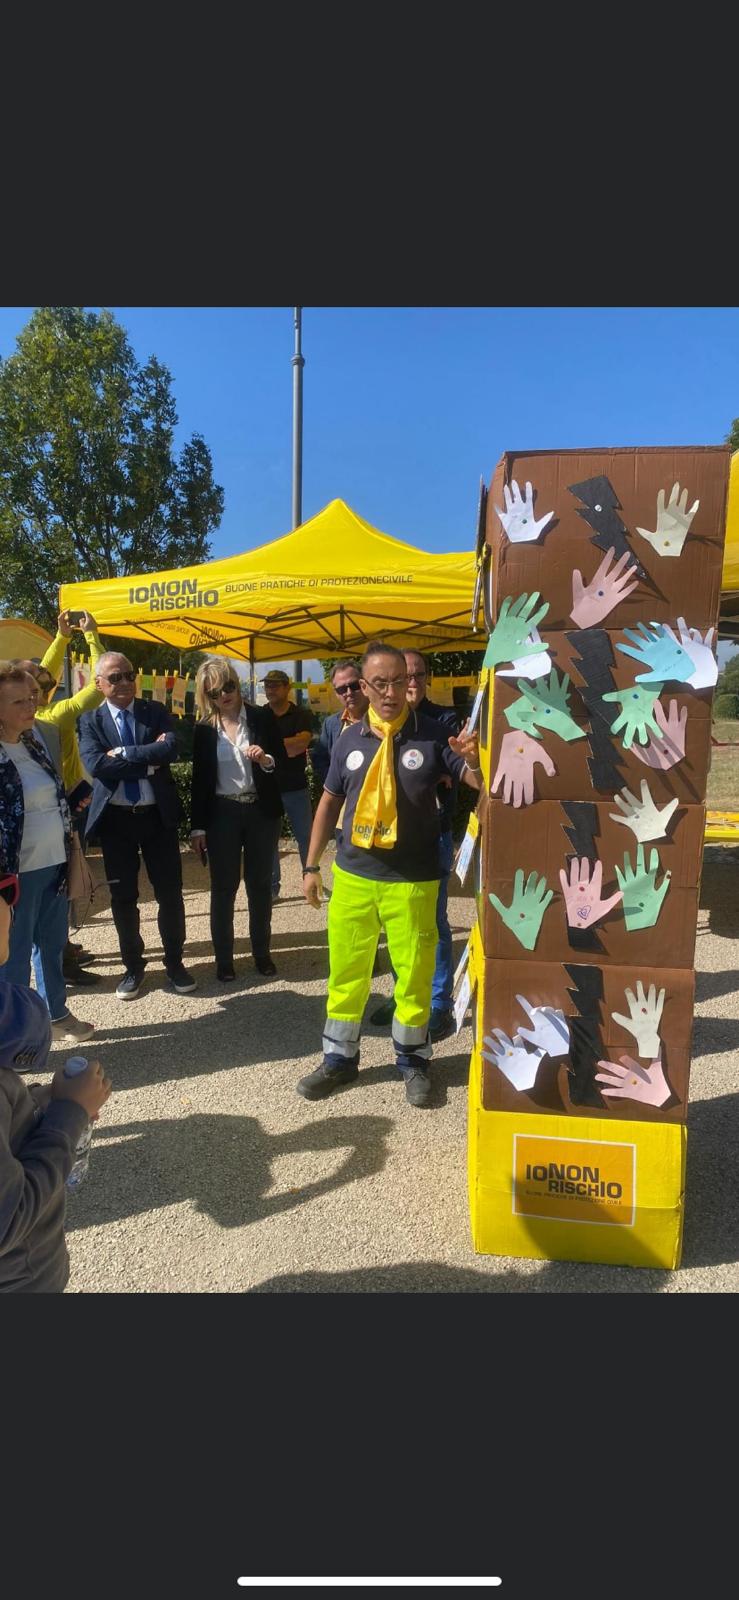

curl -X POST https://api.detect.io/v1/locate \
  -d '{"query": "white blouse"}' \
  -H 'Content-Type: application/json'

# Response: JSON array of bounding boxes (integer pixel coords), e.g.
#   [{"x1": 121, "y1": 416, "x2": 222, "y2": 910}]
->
[
  {"x1": 215, "y1": 711, "x2": 258, "y2": 797},
  {"x1": 1, "y1": 738, "x2": 67, "y2": 873}
]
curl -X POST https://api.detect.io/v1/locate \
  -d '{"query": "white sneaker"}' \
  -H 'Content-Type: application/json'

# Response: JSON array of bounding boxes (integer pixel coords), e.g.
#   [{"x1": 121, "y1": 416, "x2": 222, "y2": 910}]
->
[{"x1": 51, "y1": 1013, "x2": 95, "y2": 1044}]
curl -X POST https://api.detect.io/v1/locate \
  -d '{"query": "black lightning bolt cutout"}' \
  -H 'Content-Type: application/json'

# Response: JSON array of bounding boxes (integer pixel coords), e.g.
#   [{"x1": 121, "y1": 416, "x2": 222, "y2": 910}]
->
[
  {"x1": 564, "y1": 962, "x2": 605, "y2": 1108},
  {"x1": 567, "y1": 474, "x2": 647, "y2": 578}
]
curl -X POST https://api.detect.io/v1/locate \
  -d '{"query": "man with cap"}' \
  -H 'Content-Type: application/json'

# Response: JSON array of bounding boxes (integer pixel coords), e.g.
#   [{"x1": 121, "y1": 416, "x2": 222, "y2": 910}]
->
[
  {"x1": 0, "y1": 867, "x2": 112, "y2": 1293},
  {"x1": 261, "y1": 669, "x2": 316, "y2": 899},
  {"x1": 296, "y1": 641, "x2": 482, "y2": 1108}
]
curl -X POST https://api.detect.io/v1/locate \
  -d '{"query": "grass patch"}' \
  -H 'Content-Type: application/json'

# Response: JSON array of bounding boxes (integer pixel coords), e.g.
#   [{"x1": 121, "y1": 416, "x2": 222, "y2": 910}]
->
[{"x1": 708, "y1": 721, "x2": 739, "y2": 808}]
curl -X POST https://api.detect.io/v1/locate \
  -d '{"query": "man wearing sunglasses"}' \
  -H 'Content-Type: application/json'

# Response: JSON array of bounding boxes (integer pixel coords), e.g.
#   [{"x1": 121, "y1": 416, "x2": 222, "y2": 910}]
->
[
  {"x1": 261, "y1": 669, "x2": 316, "y2": 901},
  {"x1": 0, "y1": 870, "x2": 112, "y2": 1293},
  {"x1": 79, "y1": 653, "x2": 196, "y2": 1000},
  {"x1": 311, "y1": 661, "x2": 369, "y2": 789}
]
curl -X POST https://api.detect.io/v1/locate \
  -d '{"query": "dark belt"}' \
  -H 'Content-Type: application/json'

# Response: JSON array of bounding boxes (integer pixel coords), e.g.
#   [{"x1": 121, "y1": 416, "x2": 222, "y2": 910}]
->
[
  {"x1": 127, "y1": 803, "x2": 157, "y2": 813},
  {"x1": 218, "y1": 792, "x2": 257, "y2": 804}
]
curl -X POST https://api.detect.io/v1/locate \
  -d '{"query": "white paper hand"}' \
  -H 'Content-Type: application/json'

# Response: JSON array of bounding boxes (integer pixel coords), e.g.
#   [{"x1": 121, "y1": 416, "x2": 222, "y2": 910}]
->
[
  {"x1": 635, "y1": 483, "x2": 699, "y2": 558},
  {"x1": 608, "y1": 780, "x2": 680, "y2": 843},
  {"x1": 514, "y1": 996, "x2": 570, "y2": 1058},
  {"x1": 595, "y1": 1050, "x2": 671, "y2": 1109},
  {"x1": 611, "y1": 980, "x2": 665, "y2": 1059},
  {"x1": 496, "y1": 627, "x2": 554, "y2": 681},
  {"x1": 495, "y1": 479, "x2": 554, "y2": 544},
  {"x1": 481, "y1": 1029, "x2": 544, "y2": 1090},
  {"x1": 659, "y1": 619, "x2": 718, "y2": 690}
]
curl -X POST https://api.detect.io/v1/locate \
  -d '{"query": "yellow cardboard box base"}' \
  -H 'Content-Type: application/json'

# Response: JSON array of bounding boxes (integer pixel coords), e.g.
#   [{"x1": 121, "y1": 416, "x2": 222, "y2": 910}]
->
[{"x1": 468, "y1": 1047, "x2": 686, "y2": 1269}]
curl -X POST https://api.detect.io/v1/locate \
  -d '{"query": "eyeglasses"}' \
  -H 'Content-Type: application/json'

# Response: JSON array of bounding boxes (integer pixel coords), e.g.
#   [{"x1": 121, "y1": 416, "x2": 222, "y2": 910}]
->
[
  {"x1": 406, "y1": 670, "x2": 426, "y2": 681},
  {"x1": 365, "y1": 676, "x2": 408, "y2": 692},
  {"x1": 36, "y1": 673, "x2": 56, "y2": 693},
  {"x1": 334, "y1": 681, "x2": 362, "y2": 695},
  {"x1": 0, "y1": 874, "x2": 20, "y2": 909},
  {"x1": 208, "y1": 680, "x2": 238, "y2": 698},
  {"x1": 105, "y1": 671, "x2": 137, "y2": 685}
]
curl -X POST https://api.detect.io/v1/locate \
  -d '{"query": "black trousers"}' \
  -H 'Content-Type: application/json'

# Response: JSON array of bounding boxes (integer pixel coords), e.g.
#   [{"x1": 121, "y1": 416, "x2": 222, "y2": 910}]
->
[
  {"x1": 97, "y1": 806, "x2": 186, "y2": 974},
  {"x1": 206, "y1": 797, "x2": 281, "y2": 965}
]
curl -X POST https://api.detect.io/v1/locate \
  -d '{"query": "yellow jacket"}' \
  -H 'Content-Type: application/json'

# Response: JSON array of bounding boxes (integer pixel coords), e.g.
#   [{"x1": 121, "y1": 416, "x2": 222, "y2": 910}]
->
[{"x1": 35, "y1": 628, "x2": 105, "y2": 792}]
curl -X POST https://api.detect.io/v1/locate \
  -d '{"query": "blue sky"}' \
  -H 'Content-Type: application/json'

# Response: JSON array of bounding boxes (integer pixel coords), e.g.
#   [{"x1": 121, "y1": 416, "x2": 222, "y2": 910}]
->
[{"x1": 1, "y1": 305, "x2": 738, "y2": 670}]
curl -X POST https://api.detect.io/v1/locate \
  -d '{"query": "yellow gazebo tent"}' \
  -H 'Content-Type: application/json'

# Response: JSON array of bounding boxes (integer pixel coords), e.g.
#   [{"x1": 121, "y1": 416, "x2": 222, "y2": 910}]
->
[
  {"x1": 59, "y1": 499, "x2": 481, "y2": 664},
  {"x1": 720, "y1": 449, "x2": 739, "y2": 624}
]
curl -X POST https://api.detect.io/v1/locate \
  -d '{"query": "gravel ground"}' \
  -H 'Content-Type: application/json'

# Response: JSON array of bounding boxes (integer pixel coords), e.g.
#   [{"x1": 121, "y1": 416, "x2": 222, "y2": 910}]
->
[{"x1": 49, "y1": 842, "x2": 739, "y2": 1293}]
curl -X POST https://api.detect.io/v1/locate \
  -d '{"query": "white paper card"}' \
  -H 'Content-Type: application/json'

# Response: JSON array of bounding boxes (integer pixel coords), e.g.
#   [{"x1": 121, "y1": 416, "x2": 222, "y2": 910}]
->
[
  {"x1": 454, "y1": 828, "x2": 477, "y2": 886},
  {"x1": 454, "y1": 969, "x2": 474, "y2": 1034}
]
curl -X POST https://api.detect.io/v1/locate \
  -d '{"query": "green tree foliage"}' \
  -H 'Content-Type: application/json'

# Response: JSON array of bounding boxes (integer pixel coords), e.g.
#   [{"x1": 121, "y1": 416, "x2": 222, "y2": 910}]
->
[
  {"x1": 716, "y1": 651, "x2": 739, "y2": 698},
  {"x1": 0, "y1": 307, "x2": 225, "y2": 630},
  {"x1": 726, "y1": 418, "x2": 739, "y2": 452}
]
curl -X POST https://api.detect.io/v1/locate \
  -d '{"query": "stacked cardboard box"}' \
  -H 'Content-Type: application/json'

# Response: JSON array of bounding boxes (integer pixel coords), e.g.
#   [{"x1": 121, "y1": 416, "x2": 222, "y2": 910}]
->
[{"x1": 468, "y1": 446, "x2": 731, "y2": 1268}]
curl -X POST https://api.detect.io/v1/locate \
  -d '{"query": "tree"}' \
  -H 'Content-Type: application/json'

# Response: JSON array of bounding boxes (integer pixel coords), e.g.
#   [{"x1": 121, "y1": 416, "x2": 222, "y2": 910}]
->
[
  {"x1": 0, "y1": 307, "x2": 225, "y2": 630},
  {"x1": 727, "y1": 419, "x2": 739, "y2": 452}
]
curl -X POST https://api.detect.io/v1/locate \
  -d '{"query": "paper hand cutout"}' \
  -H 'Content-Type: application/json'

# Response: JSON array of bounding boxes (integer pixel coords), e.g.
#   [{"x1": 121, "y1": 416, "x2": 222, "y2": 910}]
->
[
  {"x1": 482, "y1": 592, "x2": 550, "y2": 669},
  {"x1": 602, "y1": 684, "x2": 663, "y2": 749},
  {"x1": 489, "y1": 869, "x2": 553, "y2": 951},
  {"x1": 616, "y1": 622, "x2": 694, "y2": 686},
  {"x1": 494, "y1": 479, "x2": 554, "y2": 544},
  {"x1": 505, "y1": 669, "x2": 585, "y2": 744},
  {"x1": 611, "y1": 980, "x2": 665, "y2": 1058},
  {"x1": 496, "y1": 627, "x2": 553, "y2": 681},
  {"x1": 515, "y1": 996, "x2": 570, "y2": 1058},
  {"x1": 631, "y1": 698, "x2": 688, "y2": 770},
  {"x1": 569, "y1": 546, "x2": 640, "y2": 629},
  {"x1": 659, "y1": 620, "x2": 718, "y2": 690},
  {"x1": 614, "y1": 843, "x2": 671, "y2": 931},
  {"x1": 609, "y1": 780, "x2": 680, "y2": 842},
  {"x1": 558, "y1": 857, "x2": 623, "y2": 928},
  {"x1": 481, "y1": 1030, "x2": 544, "y2": 1091},
  {"x1": 635, "y1": 483, "x2": 699, "y2": 558},
  {"x1": 492, "y1": 730, "x2": 556, "y2": 806},
  {"x1": 595, "y1": 1050, "x2": 671, "y2": 1108}
]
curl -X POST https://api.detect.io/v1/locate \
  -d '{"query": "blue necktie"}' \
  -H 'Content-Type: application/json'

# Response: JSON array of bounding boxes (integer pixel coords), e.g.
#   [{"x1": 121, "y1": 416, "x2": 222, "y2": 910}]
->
[{"x1": 119, "y1": 710, "x2": 141, "y2": 805}]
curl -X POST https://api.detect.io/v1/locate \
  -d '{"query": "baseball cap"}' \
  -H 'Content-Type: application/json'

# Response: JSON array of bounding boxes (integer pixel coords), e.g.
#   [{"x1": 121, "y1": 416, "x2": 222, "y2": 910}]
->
[
  {"x1": 263, "y1": 670, "x2": 290, "y2": 686},
  {"x1": 0, "y1": 981, "x2": 52, "y2": 1074}
]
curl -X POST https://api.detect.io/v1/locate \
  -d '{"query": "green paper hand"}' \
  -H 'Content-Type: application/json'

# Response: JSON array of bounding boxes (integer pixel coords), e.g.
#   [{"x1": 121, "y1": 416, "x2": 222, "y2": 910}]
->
[
  {"x1": 504, "y1": 668, "x2": 585, "y2": 743},
  {"x1": 614, "y1": 843, "x2": 671, "y2": 931},
  {"x1": 602, "y1": 684, "x2": 664, "y2": 749},
  {"x1": 483, "y1": 592, "x2": 550, "y2": 669},
  {"x1": 489, "y1": 868, "x2": 554, "y2": 951}
]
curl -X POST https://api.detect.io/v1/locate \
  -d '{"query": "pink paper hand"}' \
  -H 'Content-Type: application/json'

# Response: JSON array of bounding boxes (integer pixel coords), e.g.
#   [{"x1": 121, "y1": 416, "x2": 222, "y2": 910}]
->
[
  {"x1": 631, "y1": 698, "x2": 688, "y2": 770},
  {"x1": 570, "y1": 546, "x2": 640, "y2": 629},
  {"x1": 558, "y1": 857, "x2": 623, "y2": 928},
  {"x1": 595, "y1": 1050, "x2": 671, "y2": 1108},
  {"x1": 492, "y1": 730, "x2": 556, "y2": 807}
]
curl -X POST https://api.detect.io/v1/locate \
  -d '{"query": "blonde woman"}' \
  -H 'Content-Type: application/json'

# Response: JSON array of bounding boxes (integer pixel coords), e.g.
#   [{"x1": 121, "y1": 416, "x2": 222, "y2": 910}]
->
[{"x1": 190, "y1": 661, "x2": 284, "y2": 981}]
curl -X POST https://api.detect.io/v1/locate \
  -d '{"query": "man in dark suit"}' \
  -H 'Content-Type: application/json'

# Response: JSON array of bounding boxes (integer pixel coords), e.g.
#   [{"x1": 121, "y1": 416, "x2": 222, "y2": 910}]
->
[{"x1": 78, "y1": 652, "x2": 196, "y2": 1000}]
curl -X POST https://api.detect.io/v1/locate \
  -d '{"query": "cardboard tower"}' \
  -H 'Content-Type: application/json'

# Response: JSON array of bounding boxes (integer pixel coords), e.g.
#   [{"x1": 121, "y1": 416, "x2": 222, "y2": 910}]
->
[{"x1": 466, "y1": 446, "x2": 731, "y2": 1268}]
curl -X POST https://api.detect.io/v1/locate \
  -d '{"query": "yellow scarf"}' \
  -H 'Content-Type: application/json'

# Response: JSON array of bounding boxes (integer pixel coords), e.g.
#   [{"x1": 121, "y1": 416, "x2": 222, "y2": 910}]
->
[{"x1": 351, "y1": 704, "x2": 409, "y2": 850}]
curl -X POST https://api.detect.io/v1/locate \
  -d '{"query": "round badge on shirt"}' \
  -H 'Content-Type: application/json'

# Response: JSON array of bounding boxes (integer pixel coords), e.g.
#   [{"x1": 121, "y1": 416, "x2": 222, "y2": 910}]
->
[
  {"x1": 401, "y1": 748, "x2": 424, "y2": 770},
  {"x1": 345, "y1": 749, "x2": 365, "y2": 771}
]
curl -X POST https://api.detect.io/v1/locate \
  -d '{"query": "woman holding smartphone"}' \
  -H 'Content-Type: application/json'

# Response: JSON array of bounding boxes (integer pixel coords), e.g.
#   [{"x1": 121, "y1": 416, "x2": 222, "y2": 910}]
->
[{"x1": 190, "y1": 660, "x2": 284, "y2": 981}]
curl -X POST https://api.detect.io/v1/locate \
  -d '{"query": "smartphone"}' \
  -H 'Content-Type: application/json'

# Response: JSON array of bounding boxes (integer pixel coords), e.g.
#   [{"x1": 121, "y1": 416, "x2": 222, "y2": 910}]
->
[{"x1": 68, "y1": 610, "x2": 85, "y2": 627}]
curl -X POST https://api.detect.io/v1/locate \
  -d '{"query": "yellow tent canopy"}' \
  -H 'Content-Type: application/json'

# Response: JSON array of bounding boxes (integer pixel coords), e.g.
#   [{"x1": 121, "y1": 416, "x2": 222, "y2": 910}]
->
[
  {"x1": 720, "y1": 450, "x2": 739, "y2": 630},
  {"x1": 0, "y1": 618, "x2": 54, "y2": 659},
  {"x1": 59, "y1": 499, "x2": 482, "y2": 663}
]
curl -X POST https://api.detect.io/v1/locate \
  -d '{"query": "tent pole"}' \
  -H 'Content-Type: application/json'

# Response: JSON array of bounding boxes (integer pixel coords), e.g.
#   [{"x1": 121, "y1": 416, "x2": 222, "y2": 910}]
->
[
  {"x1": 249, "y1": 636, "x2": 256, "y2": 704},
  {"x1": 291, "y1": 306, "x2": 305, "y2": 703}
]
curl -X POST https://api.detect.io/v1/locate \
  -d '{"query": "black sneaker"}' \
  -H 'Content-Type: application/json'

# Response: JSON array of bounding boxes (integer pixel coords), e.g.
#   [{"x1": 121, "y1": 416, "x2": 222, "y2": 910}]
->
[
  {"x1": 254, "y1": 956, "x2": 277, "y2": 978},
  {"x1": 116, "y1": 969, "x2": 146, "y2": 1001},
  {"x1": 62, "y1": 962, "x2": 101, "y2": 986},
  {"x1": 168, "y1": 964, "x2": 197, "y2": 994},
  {"x1": 296, "y1": 1059, "x2": 359, "y2": 1100},
  {"x1": 216, "y1": 964, "x2": 236, "y2": 982},
  {"x1": 429, "y1": 1007, "x2": 455, "y2": 1043},
  {"x1": 401, "y1": 1066, "x2": 432, "y2": 1106}
]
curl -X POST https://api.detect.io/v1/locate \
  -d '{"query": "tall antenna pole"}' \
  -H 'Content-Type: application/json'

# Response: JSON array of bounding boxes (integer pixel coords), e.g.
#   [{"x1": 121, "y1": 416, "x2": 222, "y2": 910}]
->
[{"x1": 292, "y1": 306, "x2": 305, "y2": 702}]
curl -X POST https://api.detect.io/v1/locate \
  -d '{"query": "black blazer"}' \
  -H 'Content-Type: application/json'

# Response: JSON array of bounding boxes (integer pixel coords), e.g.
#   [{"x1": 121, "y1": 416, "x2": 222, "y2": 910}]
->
[
  {"x1": 79, "y1": 698, "x2": 182, "y2": 837},
  {"x1": 190, "y1": 701, "x2": 284, "y2": 831}
]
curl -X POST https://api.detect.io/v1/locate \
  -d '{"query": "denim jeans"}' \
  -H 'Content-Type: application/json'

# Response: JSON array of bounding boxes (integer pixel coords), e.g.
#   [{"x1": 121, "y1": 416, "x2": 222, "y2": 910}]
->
[
  {"x1": 0, "y1": 863, "x2": 70, "y2": 1021},
  {"x1": 272, "y1": 787, "x2": 313, "y2": 893},
  {"x1": 432, "y1": 829, "x2": 455, "y2": 1012}
]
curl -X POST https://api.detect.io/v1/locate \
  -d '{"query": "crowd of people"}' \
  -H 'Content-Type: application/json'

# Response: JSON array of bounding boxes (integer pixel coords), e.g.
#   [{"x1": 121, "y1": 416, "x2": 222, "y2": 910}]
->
[{"x1": 0, "y1": 621, "x2": 480, "y2": 1292}]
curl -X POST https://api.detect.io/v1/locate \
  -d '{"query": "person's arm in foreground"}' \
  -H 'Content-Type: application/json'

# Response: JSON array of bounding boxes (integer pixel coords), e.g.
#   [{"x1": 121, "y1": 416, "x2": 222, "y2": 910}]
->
[
  {"x1": 302, "y1": 790, "x2": 344, "y2": 908},
  {"x1": 0, "y1": 1060, "x2": 111, "y2": 1264}
]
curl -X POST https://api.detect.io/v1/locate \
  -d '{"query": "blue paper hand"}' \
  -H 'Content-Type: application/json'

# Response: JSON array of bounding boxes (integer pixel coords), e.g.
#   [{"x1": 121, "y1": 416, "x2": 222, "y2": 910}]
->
[{"x1": 616, "y1": 622, "x2": 694, "y2": 686}]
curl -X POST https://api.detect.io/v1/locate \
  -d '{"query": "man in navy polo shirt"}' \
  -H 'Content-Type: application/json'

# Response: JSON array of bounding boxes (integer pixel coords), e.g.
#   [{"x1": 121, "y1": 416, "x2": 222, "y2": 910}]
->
[{"x1": 296, "y1": 641, "x2": 482, "y2": 1108}]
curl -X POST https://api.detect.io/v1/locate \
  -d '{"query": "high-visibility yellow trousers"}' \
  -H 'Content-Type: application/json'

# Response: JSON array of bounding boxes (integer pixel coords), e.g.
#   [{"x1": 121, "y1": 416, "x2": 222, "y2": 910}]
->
[{"x1": 323, "y1": 863, "x2": 439, "y2": 1066}]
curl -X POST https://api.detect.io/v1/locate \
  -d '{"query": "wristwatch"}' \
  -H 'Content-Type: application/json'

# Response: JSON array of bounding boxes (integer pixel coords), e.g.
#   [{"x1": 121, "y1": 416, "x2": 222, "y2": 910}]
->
[{"x1": 303, "y1": 865, "x2": 321, "y2": 874}]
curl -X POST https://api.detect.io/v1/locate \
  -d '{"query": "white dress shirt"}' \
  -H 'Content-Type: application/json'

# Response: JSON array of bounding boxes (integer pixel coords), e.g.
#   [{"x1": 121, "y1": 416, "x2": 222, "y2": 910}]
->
[
  {"x1": 215, "y1": 709, "x2": 258, "y2": 796},
  {"x1": 107, "y1": 703, "x2": 157, "y2": 807}
]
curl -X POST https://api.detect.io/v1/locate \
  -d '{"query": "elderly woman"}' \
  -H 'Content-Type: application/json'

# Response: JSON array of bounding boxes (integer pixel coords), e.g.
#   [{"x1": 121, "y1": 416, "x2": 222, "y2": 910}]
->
[
  {"x1": 0, "y1": 664, "x2": 94, "y2": 1044},
  {"x1": 190, "y1": 660, "x2": 284, "y2": 981}
]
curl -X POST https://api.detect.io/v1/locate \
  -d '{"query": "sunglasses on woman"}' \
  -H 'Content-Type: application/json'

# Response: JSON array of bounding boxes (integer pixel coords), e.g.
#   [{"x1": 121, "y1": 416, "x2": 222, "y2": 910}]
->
[
  {"x1": 208, "y1": 680, "x2": 239, "y2": 698},
  {"x1": 0, "y1": 874, "x2": 20, "y2": 909}
]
